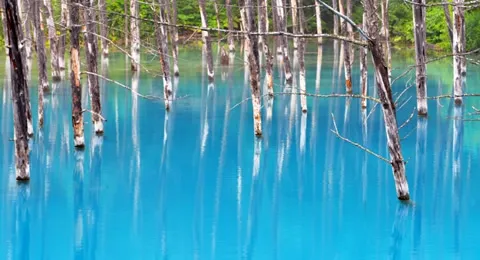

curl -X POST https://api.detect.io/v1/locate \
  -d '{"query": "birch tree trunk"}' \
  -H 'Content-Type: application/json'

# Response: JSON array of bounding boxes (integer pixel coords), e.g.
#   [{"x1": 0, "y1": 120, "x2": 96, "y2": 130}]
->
[
  {"x1": 413, "y1": 0, "x2": 427, "y2": 115},
  {"x1": 84, "y1": 0, "x2": 103, "y2": 134},
  {"x1": 98, "y1": 0, "x2": 108, "y2": 57},
  {"x1": 44, "y1": 0, "x2": 60, "y2": 81},
  {"x1": 169, "y1": 0, "x2": 180, "y2": 76},
  {"x1": 33, "y1": 0, "x2": 48, "y2": 127},
  {"x1": 364, "y1": 0, "x2": 410, "y2": 200},
  {"x1": 275, "y1": 0, "x2": 292, "y2": 84},
  {"x1": 199, "y1": 0, "x2": 215, "y2": 82},
  {"x1": 298, "y1": 0, "x2": 307, "y2": 112},
  {"x1": 246, "y1": 0, "x2": 262, "y2": 136},
  {"x1": 58, "y1": 0, "x2": 69, "y2": 70},
  {"x1": 258, "y1": 0, "x2": 273, "y2": 96},
  {"x1": 5, "y1": 0, "x2": 30, "y2": 180},
  {"x1": 70, "y1": 0, "x2": 85, "y2": 147},
  {"x1": 452, "y1": 0, "x2": 466, "y2": 105},
  {"x1": 315, "y1": 0, "x2": 322, "y2": 44},
  {"x1": 130, "y1": 0, "x2": 140, "y2": 71},
  {"x1": 226, "y1": 0, "x2": 235, "y2": 52},
  {"x1": 155, "y1": 0, "x2": 173, "y2": 110},
  {"x1": 290, "y1": 0, "x2": 298, "y2": 49},
  {"x1": 360, "y1": 12, "x2": 368, "y2": 108}
]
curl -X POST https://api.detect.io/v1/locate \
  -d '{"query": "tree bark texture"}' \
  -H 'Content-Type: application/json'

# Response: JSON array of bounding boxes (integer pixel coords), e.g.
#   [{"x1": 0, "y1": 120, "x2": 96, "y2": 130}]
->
[
  {"x1": 213, "y1": 0, "x2": 221, "y2": 30},
  {"x1": 58, "y1": 0, "x2": 69, "y2": 70},
  {"x1": 452, "y1": 0, "x2": 466, "y2": 105},
  {"x1": 442, "y1": 4, "x2": 453, "y2": 45},
  {"x1": 298, "y1": 0, "x2": 307, "y2": 112},
  {"x1": 98, "y1": 0, "x2": 108, "y2": 56},
  {"x1": 130, "y1": 0, "x2": 140, "y2": 71},
  {"x1": 258, "y1": 0, "x2": 273, "y2": 96},
  {"x1": 226, "y1": 0, "x2": 235, "y2": 52},
  {"x1": 365, "y1": 0, "x2": 410, "y2": 200},
  {"x1": 84, "y1": 0, "x2": 103, "y2": 134},
  {"x1": 360, "y1": 12, "x2": 368, "y2": 108},
  {"x1": 290, "y1": 0, "x2": 299, "y2": 49},
  {"x1": 342, "y1": 0, "x2": 353, "y2": 93},
  {"x1": 271, "y1": 0, "x2": 282, "y2": 54},
  {"x1": 315, "y1": 0, "x2": 322, "y2": 44},
  {"x1": 169, "y1": 0, "x2": 180, "y2": 76},
  {"x1": 44, "y1": 0, "x2": 60, "y2": 80},
  {"x1": 332, "y1": 0, "x2": 339, "y2": 35},
  {"x1": 199, "y1": 0, "x2": 214, "y2": 82},
  {"x1": 33, "y1": 0, "x2": 48, "y2": 127},
  {"x1": 275, "y1": 0, "x2": 292, "y2": 84},
  {"x1": 413, "y1": 0, "x2": 427, "y2": 115},
  {"x1": 155, "y1": 0, "x2": 173, "y2": 110},
  {"x1": 70, "y1": 0, "x2": 85, "y2": 147},
  {"x1": 381, "y1": 0, "x2": 391, "y2": 82},
  {"x1": 5, "y1": 0, "x2": 30, "y2": 180},
  {"x1": 246, "y1": 0, "x2": 262, "y2": 136},
  {"x1": 18, "y1": 0, "x2": 32, "y2": 59}
]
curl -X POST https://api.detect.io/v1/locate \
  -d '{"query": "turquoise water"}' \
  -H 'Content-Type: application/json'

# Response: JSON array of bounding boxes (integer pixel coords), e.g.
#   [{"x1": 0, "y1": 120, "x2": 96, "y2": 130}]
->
[{"x1": 1, "y1": 42, "x2": 480, "y2": 259}]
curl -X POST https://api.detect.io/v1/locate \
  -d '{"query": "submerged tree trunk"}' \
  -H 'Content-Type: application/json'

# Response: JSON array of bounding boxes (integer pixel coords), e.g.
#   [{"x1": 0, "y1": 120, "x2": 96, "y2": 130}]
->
[
  {"x1": 315, "y1": 0, "x2": 322, "y2": 44},
  {"x1": 275, "y1": 0, "x2": 292, "y2": 84},
  {"x1": 298, "y1": 0, "x2": 307, "y2": 112},
  {"x1": 271, "y1": 0, "x2": 282, "y2": 54},
  {"x1": 290, "y1": 0, "x2": 299, "y2": 49},
  {"x1": 226, "y1": 0, "x2": 235, "y2": 52},
  {"x1": 258, "y1": 0, "x2": 273, "y2": 96},
  {"x1": 70, "y1": 0, "x2": 85, "y2": 147},
  {"x1": 365, "y1": 0, "x2": 410, "y2": 200},
  {"x1": 5, "y1": 0, "x2": 30, "y2": 180},
  {"x1": 341, "y1": 0, "x2": 353, "y2": 93},
  {"x1": 452, "y1": 0, "x2": 466, "y2": 105},
  {"x1": 413, "y1": 0, "x2": 427, "y2": 115},
  {"x1": 85, "y1": 0, "x2": 103, "y2": 134},
  {"x1": 33, "y1": 0, "x2": 48, "y2": 127},
  {"x1": 332, "y1": 0, "x2": 339, "y2": 35},
  {"x1": 169, "y1": 0, "x2": 180, "y2": 76},
  {"x1": 156, "y1": 0, "x2": 172, "y2": 110},
  {"x1": 381, "y1": 0, "x2": 391, "y2": 82},
  {"x1": 130, "y1": 0, "x2": 140, "y2": 71},
  {"x1": 246, "y1": 0, "x2": 262, "y2": 136},
  {"x1": 98, "y1": 0, "x2": 108, "y2": 57},
  {"x1": 360, "y1": 12, "x2": 368, "y2": 108},
  {"x1": 58, "y1": 0, "x2": 69, "y2": 70},
  {"x1": 44, "y1": 0, "x2": 61, "y2": 80},
  {"x1": 198, "y1": 0, "x2": 214, "y2": 82},
  {"x1": 18, "y1": 0, "x2": 32, "y2": 60}
]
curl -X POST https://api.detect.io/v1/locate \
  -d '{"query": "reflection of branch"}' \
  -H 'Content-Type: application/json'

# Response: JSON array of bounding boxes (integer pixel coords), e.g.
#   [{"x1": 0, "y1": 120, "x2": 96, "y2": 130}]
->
[
  {"x1": 398, "y1": 108, "x2": 416, "y2": 130},
  {"x1": 330, "y1": 113, "x2": 390, "y2": 164},
  {"x1": 401, "y1": 127, "x2": 417, "y2": 141},
  {"x1": 81, "y1": 109, "x2": 107, "y2": 121}
]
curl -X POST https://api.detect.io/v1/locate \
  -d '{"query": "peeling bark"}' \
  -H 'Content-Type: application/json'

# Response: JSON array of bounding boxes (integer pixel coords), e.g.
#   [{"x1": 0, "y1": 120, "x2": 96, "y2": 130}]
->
[
  {"x1": 258, "y1": 0, "x2": 273, "y2": 96},
  {"x1": 5, "y1": 0, "x2": 30, "y2": 180},
  {"x1": 98, "y1": 0, "x2": 108, "y2": 57},
  {"x1": 44, "y1": 0, "x2": 60, "y2": 81},
  {"x1": 275, "y1": 0, "x2": 292, "y2": 84},
  {"x1": 130, "y1": 0, "x2": 140, "y2": 71},
  {"x1": 70, "y1": 0, "x2": 85, "y2": 147},
  {"x1": 452, "y1": 0, "x2": 466, "y2": 105},
  {"x1": 199, "y1": 0, "x2": 214, "y2": 82},
  {"x1": 58, "y1": 0, "x2": 69, "y2": 70},
  {"x1": 360, "y1": 12, "x2": 368, "y2": 108},
  {"x1": 413, "y1": 0, "x2": 427, "y2": 115},
  {"x1": 33, "y1": 0, "x2": 48, "y2": 127},
  {"x1": 84, "y1": 0, "x2": 103, "y2": 134},
  {"x1": 226, "y1": 0, "x2": 235, "y2": 52}
]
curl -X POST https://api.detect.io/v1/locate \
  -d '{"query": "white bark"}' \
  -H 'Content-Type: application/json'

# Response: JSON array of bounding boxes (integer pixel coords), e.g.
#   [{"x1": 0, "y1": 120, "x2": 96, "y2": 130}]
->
[
  {"x1": 315, "y1": 0, "x2": 323, "y2": 44},
  {"x1": 130, "y1": 0, "x2": 140, "y2": 71},
  {"x1": 452, "y1": 0, "x2": 466, "y2": 105},
  {"x1": 413, "y1": 0, "x2": 428, "y2": 115},
  {"x1": 360, "y1": 12, "x2": 368, "y2": 108},
  {"x1": 199, "y1": 0, "x2": 215, "y2": 82},
  {"x1": 44, "y1": 0, "x2": 61, "y2": 80}
]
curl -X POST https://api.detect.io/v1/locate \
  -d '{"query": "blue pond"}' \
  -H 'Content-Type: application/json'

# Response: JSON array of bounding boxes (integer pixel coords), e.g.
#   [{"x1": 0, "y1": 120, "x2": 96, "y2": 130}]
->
[{"x1": 1, "y1": 42, "x2": 480, "y2": 259}]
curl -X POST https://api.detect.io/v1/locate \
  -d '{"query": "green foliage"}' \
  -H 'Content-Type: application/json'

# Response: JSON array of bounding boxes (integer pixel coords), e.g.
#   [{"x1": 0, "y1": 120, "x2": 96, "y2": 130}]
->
[{"x1": 466, "y1": 10, "x2": 480, "y2": 50}]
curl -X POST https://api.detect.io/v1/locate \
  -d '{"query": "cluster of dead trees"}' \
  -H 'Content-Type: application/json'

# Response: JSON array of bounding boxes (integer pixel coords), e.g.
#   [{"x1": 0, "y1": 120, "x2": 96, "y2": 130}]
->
[{"x1": 2, "y1": 0, "x2": 473, "y2": 201}]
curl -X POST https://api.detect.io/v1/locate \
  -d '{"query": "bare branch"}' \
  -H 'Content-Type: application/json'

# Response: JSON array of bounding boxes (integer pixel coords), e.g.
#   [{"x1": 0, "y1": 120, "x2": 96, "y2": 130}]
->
[
  {"x1": 81, "y1": 109, "x2": 107, "y2": 121},
  {"x1": 398, "y1": 107, "x2": 416, "y2": 130}
]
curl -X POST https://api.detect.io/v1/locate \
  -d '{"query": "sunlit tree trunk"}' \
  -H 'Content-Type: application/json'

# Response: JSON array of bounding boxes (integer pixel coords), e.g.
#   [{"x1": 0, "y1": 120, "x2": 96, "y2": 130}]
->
[
  {"x1": 199, "y1": 0, "x2": 214, "y2": 82},
  {"x1": 381, "y1": 0, "x2": 391, "y2": 82},
  {"x1": 271, "y1": 0, "x2": 282, "y2": 54},
  {"x1": 298, "y1": 0, "x2": 306, "y2": 112},
  {"x1": 33, "y1": 0, "x2": 48, "y2": 127},
  {"x1": 18, "y1": 0, "x2": 32, "y2": 59},
  {"x1": 365, "y1": 0, "x2": 410, "y2": 200},
  {"x1": 226, "y1": 0, "x2": 235, "y2": 52},
  {"x1": 452, "y1": 0, "x2": 466, "y2": 105},
  {"x1": 169, "y1": 0, "x2": 180, "y2": 76},
  {"x1": 44, "y1": 0, "x2": 60, "y2": 81},
  {"x1": 290, "y1": 0, "x2": 298, "y2": 49},
  {"x1": 98, "y1": 0, "x2": 108, "y2": 57},
  {"x1": 258, "y1": 0, "x2": 273, "y2": 96},
  {"x1": 130, "y1": 0, "x2": 140, "y2": 71},
  {"x1": 360, "y1": 12, "x2": 368, "y2": 108},
  {"x1": 315, "y1": 0, "x2": 322, "y2": 44},
  {"x1": 341, "y1": 0, "x2": 353, "y2": 93},
  {"x1": 58, "y1": 0, "x2": 69, "y2": 70},
  {"x1": 275, "y1": 0, "x2": 292, "y2": 84},
  {"x1": 124, "y1": 0, "x2": 128, "y2": 48},
  {"x1": 5, "y1": 0, "x2": 30, "y2": 180},
  {"x1": 213, "y1": 0, "x2": 221, "y2": 30},
  {"x1": 84, "y1": 0, "x2": 103, "y2": 134},
  {"x1": 246, "y1": 0, "x2": 262, "y2": 136},
  {"x1": 70, "y1": 0, "x2": 85, "y2": 147},
  {"x1": 332, "y1": 0, "x2": 339, "y2": 35},
  {"x1": 156, "y1": 0, "x2": 172, "y2": 110},
  {"x1": 413, "y1": 0, "x2": 427, "y2": 115}
]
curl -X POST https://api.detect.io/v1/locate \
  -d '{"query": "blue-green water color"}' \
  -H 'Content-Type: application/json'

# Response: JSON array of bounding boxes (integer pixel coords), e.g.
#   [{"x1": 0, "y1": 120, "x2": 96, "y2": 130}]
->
[{"x1": 1, "y1": 42, "x2": 480, "y2": 259}]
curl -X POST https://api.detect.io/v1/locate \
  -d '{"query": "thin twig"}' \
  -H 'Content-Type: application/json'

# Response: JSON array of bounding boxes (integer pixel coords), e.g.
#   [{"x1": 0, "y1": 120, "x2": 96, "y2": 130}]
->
[
  {"x1": 81, "y1": 109, "x2": 107, "y2": 121},
  {"x1": 398, "y1": 107, "x2": 416, "y2": 130},
  {"x1": 401, "y1": 126, "x2": 417, "y2": 141}
]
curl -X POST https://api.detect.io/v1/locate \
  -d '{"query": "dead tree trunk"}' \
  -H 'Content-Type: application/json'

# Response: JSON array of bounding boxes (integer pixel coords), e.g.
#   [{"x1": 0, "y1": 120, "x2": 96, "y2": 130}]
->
[
  {"x1": 413, "y1": 0, "x2": 427, "y2": 116},
  {"x1": 58, "y1": 0, "x2": 69, "y2": 70},
  {"x1": 442, "y1": 4, "x2": 453, "y2": 44},
  {"x1": 213, "y1": 0, "x2": 221, "y2": 30},
  {"x1": 18, "y1": 0, "x2": 32, "y2": 59},
  {"x1": 290, "y1": 0, "x2": 299, "y2": 49},
  {"x1": 365, "y1": 0, "x2": 410, "y2": 200},
  {"x1": 341, "y1": 0, "x2": 353, "y2": 93},
  {"x1": 5, "y1": 0, "x2": 30, "y2": 180},
  {"x1": 452, "y1": 0, "x2": 466, "y2": 105},
  {"x1": 275, "y1": 0, "x2": 292, "y2": 84},
  {"x1": 332, "y1": 0, "x2": 339, "y2": 35},
  {"x1": 169, "y1": 0, "x2": 180, "y2": 76},
  {"x1": 246, "y1": 0, "x2": 262, "y2": 136},
  {"x1": 360, "y1": 12, "x2": 368, "y2": 108},
  {"x1": 155, "y1": 0, "x2": 173, "y2": 110},
  {"x1": 98, "y1": 0, "x2": 108, "y2": 57},
  {"x1": 124, "y1": 0, "x2": 128, "y2": 48},
  {"x1": 226, "y1": 0, "x2": 235, "y2": 52},
  {"x1": 84, "y1": 0, "x2": 103, "y2": 134},
  {"x1": 130, "y1": 0, "x2": 140, "y2": 71},
  {"x1": 199, "y1": 0, "x2": 214, "y2": 82},
  {"x1": 258, "y1": 0, "x2": 273, "y2": 96},
  {"x1": 298, "y1": 0, "x2": 307, "y2": 112},
  {"x1": 70, "y1": 0, "x2": 85, "y2": 147},
  {"x1": 44, "y1": 0, "x2": 61, "y2": 81},
  {"x1": 315, "y1": 0, "x2": 322, "y2": 44},
  {"x1": 33, "y1": 0, "x2": 48, "y2": 127},
  {"x1": 381, "y1": 0, "x2": 391, "y2": 82},
  {"x1": 271, "y1": 0, "x2": 281, "y2": 54}
]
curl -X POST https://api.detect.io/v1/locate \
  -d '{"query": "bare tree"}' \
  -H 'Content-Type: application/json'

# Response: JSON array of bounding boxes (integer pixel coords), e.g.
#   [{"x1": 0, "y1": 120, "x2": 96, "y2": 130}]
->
[
  {"x1": 226, "y1": 0, "x2": 235, "y2": 52},
  {"x1": 169, "y1": 0, "x2": 180, "y2": 76},
  {"x1": 341, "y1": 0, "x2": 353, "y2": 93},
  {"x1": 58, "y1": 0, "x2": 69, "y2": 70},
  {"x1": 315, "y1": 0, "x2": 323, "y2": 44},
  {"x1": 413, "y1": 0, "x2": 427, "y2": 115},
  {"x1": 258, "y1": 0, "x2": 273, "y2": 95},
  {"x1": 70, "y1": 0, "x2": 85, "y2": 147},
  {"x1": 381, "y1": 0, "x2": 392, "y2": 82},
  {"x1": 155, "y1": 0, "x2": 173, "y2": 110},
  {"x1": 290, "y1": 0, "x2": 299, "y2": 49},
  {"x1": 213, "y1": 0, "x2": 221, "y2": 30},
  {"x1": 130, "y1": 0, "x2": 140, "y2": 71},
  {"x1": 199, "y1": 0, "x2": 214, "y2": 82},
  {"x1": 298, "y1": 0, "x2": 307, "y2": 112},
  {"x1": 18, "y1": 0, "x2": 32, "y2": 59},
  {"x1": 44, "y1": 0, "x2": 60, "y2": 80},
  {"x1": 84, "y1": 0, "x2": 103, "y2": 134},
  {"x1": 452, "y1": 0, "x2": 466, "y2": 105},
  {"x1": 360, "y1": 12, "x2": 368, "y2": 108},
  {"x1": 275, "y1": 0, "x2": 292, "y2": 84},
  {"x1": 5, "y1": 0, "x2": 30, "y2": 180},
  {"x1": 442, "y1": 3, "x2": 453, "y2": 44},
  {"x1": 33, "y1": 0, "x2": 48, "y2": 127},
  {"x1": 98, "y1": 0, "x2": 108, "y2": 57}
]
